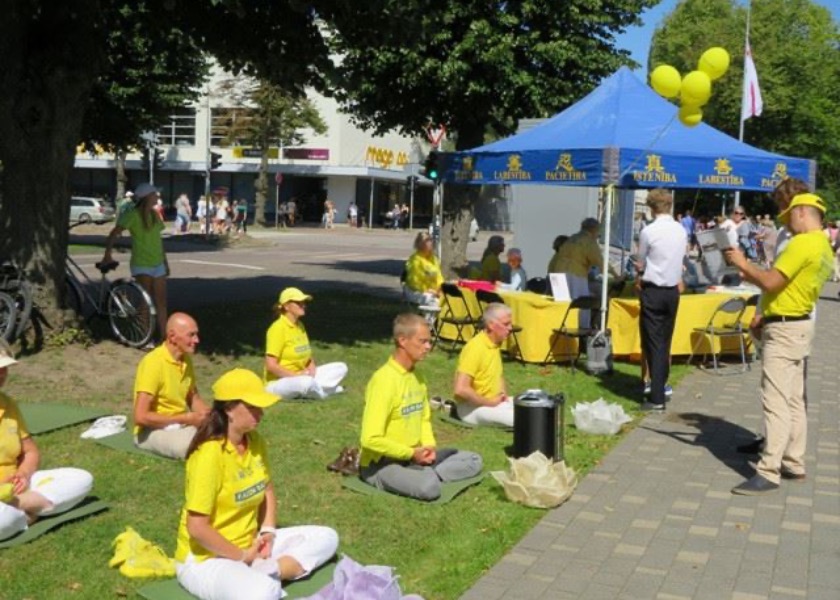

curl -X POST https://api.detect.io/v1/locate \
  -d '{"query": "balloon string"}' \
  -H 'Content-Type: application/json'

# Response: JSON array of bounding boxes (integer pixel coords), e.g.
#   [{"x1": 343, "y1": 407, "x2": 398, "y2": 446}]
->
[{"x1": 617, "y1": 111, "x2": 679, "y2": 181}]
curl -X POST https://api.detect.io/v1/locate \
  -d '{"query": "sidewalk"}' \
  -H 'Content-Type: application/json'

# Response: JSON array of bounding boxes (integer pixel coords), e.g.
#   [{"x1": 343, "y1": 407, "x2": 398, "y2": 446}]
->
[{"x1": 462, "y1": 291, "x2": 840, "y2": 600}]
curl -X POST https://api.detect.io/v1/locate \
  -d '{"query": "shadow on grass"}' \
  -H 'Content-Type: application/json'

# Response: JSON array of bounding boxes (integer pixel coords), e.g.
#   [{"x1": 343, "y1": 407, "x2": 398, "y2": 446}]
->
[
  {"x1": 305, "y1": 258, "x2": 405, "y2": 277},
  {"x1": 594, "y1": 368, "x2": 643, "y2": 403},
  {"x1": 642, "y1": 412, "x2": 756, "y2": 478}
]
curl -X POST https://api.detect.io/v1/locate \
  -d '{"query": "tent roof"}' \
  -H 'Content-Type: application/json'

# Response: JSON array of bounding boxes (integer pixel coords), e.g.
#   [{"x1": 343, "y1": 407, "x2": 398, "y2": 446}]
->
[{"x1": 443, "y1": 67, "x2": 815, "y2": 191}]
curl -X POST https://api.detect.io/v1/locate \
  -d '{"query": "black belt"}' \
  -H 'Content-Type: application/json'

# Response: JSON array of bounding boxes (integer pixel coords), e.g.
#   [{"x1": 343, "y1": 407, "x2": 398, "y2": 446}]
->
[
  {"x1": 763, "y1": 315, "x2": 811, "y2": 323},
  {"x1": 641, "y1": 281, "x2": 678, "y2": 290}
]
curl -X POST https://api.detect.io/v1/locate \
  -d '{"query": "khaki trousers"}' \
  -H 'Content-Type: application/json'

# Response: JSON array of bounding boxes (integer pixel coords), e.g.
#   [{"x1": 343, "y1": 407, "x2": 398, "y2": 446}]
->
[
  {"x1": 135, "y1": 425, "x2": 197, "y2": 460},
  {"x1": 756, "y1": 320, "x2": 813, "y2": 484}
]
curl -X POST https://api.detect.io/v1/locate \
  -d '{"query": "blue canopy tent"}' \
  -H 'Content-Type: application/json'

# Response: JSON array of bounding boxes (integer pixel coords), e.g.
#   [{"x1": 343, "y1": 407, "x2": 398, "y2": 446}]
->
[{"x1": 439, "y1": 66, "x2": 816, "y2": 329}]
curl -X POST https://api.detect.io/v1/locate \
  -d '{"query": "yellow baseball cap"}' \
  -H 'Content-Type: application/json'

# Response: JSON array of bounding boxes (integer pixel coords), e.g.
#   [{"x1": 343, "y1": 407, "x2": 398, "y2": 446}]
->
[
  {"x1": 212, "y1": 369, "x2": 279, "y2": 408},
  {"x1": 278, "y1": 287, "x2": 313, "y2": 305},
  {"x1": 778, "y1": 193, "x2": 826, "y2": 224}
]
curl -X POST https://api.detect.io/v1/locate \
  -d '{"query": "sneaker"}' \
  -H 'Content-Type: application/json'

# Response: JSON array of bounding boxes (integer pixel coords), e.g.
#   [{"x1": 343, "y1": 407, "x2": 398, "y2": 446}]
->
[
  {"x1": 643, "y1": 383, "x2": 673, "y2": 398},
  {"x1": 640, "y1": 401, "x2": 665, "y2": 412},
  {"x1": 334, "y1": 385, "x2": 345, "y2": 394},
  {"x1": 731, "y1": 474, "x2": 779, "y2": 495},
  {"x1": 780, "y1": 467, "x2": 807, "y2": 483}
]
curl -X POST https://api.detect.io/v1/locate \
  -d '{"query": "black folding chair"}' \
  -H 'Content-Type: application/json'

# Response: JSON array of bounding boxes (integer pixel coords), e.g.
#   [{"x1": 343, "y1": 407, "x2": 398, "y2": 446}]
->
[
  {"x1": 435, "y1": 283, "x2": 482, "y2": 351},
  {"x1": 687, "y1": 296, "x2": 749, "y2": 374},
  {"x1": 543, "y1": 295, "x2": 601, "y2": 370},
  {"x1": 475, "y1": 289, "x2": 524, "y2": 362}
]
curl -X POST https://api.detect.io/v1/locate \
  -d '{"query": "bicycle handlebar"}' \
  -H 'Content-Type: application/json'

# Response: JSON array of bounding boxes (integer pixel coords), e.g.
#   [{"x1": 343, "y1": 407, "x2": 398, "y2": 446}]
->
[{"x1": 94, "y1": 260, "x2": 119, "y2": 274}]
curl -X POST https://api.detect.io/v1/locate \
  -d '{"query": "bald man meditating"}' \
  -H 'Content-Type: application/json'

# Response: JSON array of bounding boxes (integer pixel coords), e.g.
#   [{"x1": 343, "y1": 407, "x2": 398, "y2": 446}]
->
[{"x1": 133, "y1": 312, "x2": 210, "y2": 459}]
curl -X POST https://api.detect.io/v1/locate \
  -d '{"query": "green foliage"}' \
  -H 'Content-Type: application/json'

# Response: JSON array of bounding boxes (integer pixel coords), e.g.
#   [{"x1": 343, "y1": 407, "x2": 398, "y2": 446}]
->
[
  {"x1": 321, "y1": 0, "x2": 659, "y2": 149},
  {"x1": 650, "y1": 0, "x2": 840, "y2": 204}
]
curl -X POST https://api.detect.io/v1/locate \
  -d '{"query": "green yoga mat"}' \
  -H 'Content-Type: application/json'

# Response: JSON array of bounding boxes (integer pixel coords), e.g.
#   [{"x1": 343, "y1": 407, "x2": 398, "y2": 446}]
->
[
  {"x1": 341, "y1": 473, "x2": 484, "y2": 504},
  {"x1": 93, "y1": 430, "x2": 172, "y2": 460},
  {"x1": 137, "y1": 560, "x2": 336, "y2": 600},
  {"x1": 0, "y1": 498, "x2": 109, "y2": 549},
  {"x1": 19, "y1": 403, "x2": 111, "y2": 435}
]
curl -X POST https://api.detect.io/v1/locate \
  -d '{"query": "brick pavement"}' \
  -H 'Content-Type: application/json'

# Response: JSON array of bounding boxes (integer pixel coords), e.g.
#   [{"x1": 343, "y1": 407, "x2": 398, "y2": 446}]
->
[{"x1": 461, "y1": 291, "x2": 840, "y2": 600}]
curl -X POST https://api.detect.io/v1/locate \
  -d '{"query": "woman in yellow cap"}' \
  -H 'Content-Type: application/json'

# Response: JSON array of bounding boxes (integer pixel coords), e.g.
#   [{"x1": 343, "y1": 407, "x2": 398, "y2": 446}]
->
[
  {"x1": 0, "y1": 341, "x2": 94, "y2": 540},
  {"x1": 263, "y1": 287, "x2": 348, "y2": 399},
  {"x1": 175, "y1": 368, "x2": 338, "y2": 600}
]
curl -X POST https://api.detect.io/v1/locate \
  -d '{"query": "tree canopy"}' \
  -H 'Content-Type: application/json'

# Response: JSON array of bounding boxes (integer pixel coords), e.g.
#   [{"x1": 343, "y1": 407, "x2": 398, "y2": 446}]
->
[{"x1": 650, "y1": 0, "x2": 840, "y2": 212}]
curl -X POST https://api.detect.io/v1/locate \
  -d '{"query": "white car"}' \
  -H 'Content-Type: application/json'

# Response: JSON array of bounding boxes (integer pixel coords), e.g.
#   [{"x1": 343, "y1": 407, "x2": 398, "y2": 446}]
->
[{"x1": 69, "y1": 196, "x2": 115, "y2": 224}]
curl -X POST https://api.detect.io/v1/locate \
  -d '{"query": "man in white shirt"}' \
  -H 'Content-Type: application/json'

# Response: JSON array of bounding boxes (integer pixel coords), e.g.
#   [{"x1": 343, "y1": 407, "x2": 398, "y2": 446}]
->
[{"x1": 635, "y1": 189, "x2": 687, "y2": 411}]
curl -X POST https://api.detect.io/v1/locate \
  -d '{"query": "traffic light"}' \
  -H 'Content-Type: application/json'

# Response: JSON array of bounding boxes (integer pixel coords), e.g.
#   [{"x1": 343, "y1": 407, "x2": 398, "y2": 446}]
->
[
  {"x1": 140, "y1": 147, "x2": 151, "y2": 170},
  {"x1": 422, "y1": 151, "x2": 440, "y2": 182},
  {"x1": 405, "y1": 175, "x2": 419, "y2": 189},
  {"x1": 210, "y1": 151, "x2": 222, "y2": 170},
  {"x1": 153, "y1": 147, "x2": 164, "y2": 169}
]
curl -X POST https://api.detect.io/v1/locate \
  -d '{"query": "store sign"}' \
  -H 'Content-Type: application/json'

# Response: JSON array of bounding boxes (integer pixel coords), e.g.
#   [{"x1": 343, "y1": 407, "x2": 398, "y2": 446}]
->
[
  {"x1": 232, "y1": 147, "x2": 279, "y2": 159},
  {"x1": 365, "y1": 146, "x2": 409, "y2": 169},
  {"x1": 283, "y1": 148, "x2": 330, "y2": 160}
]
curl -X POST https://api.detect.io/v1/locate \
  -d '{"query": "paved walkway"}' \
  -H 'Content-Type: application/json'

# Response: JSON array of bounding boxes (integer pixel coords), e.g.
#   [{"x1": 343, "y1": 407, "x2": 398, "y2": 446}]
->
[{"x1": 462, "y1": 291, "x2": 840, "y2": 600}]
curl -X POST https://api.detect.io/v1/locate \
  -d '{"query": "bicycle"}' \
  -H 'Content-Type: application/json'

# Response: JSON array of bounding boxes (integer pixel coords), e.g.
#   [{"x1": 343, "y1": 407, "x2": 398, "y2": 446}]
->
[
  {"x1": 65, "y1": 255, "x2": 157, "y2": 348},
  {"x1": 0, "y1": 261, "x2": 33, "y2": 343}
]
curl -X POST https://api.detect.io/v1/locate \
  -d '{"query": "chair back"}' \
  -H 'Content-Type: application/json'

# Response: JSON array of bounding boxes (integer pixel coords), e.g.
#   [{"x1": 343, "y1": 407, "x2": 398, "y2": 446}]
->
[
  {"x1": 560, "y1": 295, "x2": 600, "y2": 331},
  {"x1": 475, "y1": 289, "x2": 505, "y2": 310},
  {"x1": 526, "y1": 277, "x2": 548, "y2": 294},
  {"x1": 440, "y1": 282, "x2": 479, "y2": 322},
  {"x1": 710, "y1": 297, "x2": 747, "y2": 329}
]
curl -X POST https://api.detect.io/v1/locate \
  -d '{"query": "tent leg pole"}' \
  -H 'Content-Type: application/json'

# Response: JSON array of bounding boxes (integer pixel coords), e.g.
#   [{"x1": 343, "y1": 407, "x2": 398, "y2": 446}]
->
[{"x1": 600, "y1": 185, "x2": 614, "y2": 332}]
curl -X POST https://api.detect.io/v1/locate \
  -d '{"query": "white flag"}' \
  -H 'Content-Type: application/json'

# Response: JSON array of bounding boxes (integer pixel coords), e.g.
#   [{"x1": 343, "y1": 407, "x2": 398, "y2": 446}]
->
[{"x1": 741, "y1": 41, "x2": 763, "y2": 121}]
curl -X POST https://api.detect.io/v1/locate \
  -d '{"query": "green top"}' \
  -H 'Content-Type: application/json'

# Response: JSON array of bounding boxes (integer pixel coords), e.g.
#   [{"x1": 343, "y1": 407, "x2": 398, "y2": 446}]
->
[{"x1": 118, "y1": 207, "x2": 165, "y2": 268}]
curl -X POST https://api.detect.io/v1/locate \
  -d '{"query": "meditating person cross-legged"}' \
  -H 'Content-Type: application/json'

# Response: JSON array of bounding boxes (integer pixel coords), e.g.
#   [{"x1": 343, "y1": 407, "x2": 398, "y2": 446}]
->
[
  {"x1": 175, "y1": 368, "x2": 339, "y2": 600},
  {"x1": 359, "y1": 314, "x2": 483, "y2": 501},
  {"x1": 0, "y1": 342, "x2": 94, "y2": 541},
  {"x1": 264, "y1": 288, "x2": 348, "y2": 400},
  {"x1": 403, "y1": 231, "x2": 444, "y2": 307}
]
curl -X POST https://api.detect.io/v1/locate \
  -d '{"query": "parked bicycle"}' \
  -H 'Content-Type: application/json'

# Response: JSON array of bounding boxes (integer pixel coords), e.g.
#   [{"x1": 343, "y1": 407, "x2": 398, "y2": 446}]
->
[
  {"x1": 65, "y1": 255, "x2": 157, "y2": 348},
  {"x1": 0, "y1": 261, "x2": 33, "y2": 343}
]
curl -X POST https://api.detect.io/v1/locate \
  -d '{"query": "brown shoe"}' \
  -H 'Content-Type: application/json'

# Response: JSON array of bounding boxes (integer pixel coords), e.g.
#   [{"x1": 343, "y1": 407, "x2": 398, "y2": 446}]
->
[
  {"x1": 327, "y1": 447, "x2": 352, "y2": 473},
  {"x1": 339, "y1": 448, "x2": 360, "y2": 476},
  {"x1": 780, "y1": 467, "x2": 807, "y2": 482}
]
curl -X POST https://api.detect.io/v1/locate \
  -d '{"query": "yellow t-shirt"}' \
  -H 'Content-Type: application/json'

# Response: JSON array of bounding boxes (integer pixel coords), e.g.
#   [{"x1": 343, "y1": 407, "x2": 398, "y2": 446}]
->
[
  {"x1": 479, "y1": 254, "x2": 502, "y2": 282},
  {"x1": 360, "y1": 357, "x2": 435, "y2": 467},
  {"x1": 264, "y1": 315, "x2": 312, "y2": 381},
  {"x1": 175, "y1": 432, "x2": 271, "y2": 563},
  {"x1": 455, "y1": 330, "x2": 503, "y2": 401},
  {"x1": 133, "y1": 344, "x2": 196, "y2": 436},
  {"x1": 762, "y1": 230, "x2": 833, "y2": 317},
  {"x1": 405, "y1": 252, "x2": 443, "y2": 293},
  {"x1": 551, "y1": 231, "x2": 601, "y2": 278},
  {"x1": 0, "y1": 392, "x2": 29, "y2": 482}
]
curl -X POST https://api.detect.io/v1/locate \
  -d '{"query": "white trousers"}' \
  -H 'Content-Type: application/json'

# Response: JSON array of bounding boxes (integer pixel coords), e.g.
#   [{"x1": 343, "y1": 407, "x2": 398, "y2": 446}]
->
[
  {"x1": 176, "y1": 525, "x2": 339, "y2": 600},
  {"x1": 265, "y1": 363, "x2": 348, "y2": 399},
  {"x1": 0, "y1": 467, "x2": 94, "y2": 540},
  {"x1": 456, "y1": 401, "x2": 514, "y2": 427}
]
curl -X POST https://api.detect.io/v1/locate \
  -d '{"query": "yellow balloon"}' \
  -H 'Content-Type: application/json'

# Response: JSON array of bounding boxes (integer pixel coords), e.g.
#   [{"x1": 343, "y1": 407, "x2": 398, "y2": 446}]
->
[
  {"x1": 698, "y1": 47, "x2": 731, "y2": 81},
  {"x1": 650, "y1": 65, "x2": 682, "y2": 99},
  {"x1": 681, "y1": 70, "x2": 712, "y2": 107},
  {"x1": 679, "y1": 104, "x2": 703, "y2": 127}
]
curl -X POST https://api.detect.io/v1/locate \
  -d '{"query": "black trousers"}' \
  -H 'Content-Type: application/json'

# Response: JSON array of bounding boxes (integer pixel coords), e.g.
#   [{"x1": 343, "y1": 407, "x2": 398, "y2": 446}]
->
[{"x1": 639, "y1": 284, "x2": 680, "y2": 405}]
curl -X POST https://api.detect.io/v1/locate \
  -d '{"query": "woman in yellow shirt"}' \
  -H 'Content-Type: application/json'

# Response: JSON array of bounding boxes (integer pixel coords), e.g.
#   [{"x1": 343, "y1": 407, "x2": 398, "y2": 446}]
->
[
  {"x1": 403, "y1": 231, "x2": 444, "y2": 306},
  {"x1": 0, "y1": 342, "x2": 93, "y2": 540},
  {"x1": 264, "y1": 287, "x2": 348, "y2": 399},
  {"x1": 175, "y1": 368, "x2": 338, "y2": 600}
]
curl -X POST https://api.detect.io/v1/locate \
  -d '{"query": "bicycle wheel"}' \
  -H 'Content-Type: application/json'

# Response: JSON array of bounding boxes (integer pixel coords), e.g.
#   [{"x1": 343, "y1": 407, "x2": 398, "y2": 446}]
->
[
  {"x1": 0, "y1": 291, "x2": 18, "y2": 342},
  {"x1": 107, "y1": 281, "x2": 156, "y2": 348},
  {"x1": 11, "y1": 279, "x2": 33, "y2": 340}
]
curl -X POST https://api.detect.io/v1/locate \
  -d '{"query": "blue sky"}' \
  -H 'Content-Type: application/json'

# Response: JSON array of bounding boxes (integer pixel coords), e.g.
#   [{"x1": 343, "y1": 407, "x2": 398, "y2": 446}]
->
[{"x1": 615, "y1": 0, "x2": 840, "y2": 72}]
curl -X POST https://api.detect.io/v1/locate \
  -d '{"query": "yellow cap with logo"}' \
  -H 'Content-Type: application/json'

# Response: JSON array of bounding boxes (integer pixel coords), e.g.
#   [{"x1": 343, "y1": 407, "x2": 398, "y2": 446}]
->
[
  {"x1": 278, "y1": 287, "x2": 313, "y2": 305},
  {"x1": 779, "y1": 193, "x2": 826, "y2": 224}
]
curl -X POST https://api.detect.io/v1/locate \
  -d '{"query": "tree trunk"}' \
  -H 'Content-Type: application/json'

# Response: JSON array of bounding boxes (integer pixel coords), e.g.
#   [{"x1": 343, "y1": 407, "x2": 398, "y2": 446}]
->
[
  {"x1": 0, "y1": 2, "x2": 104, "y2": 329},
  {"x1": 440, "y1": 125, "x2": 484, "y2": 278},
  {"x1": 115, "y1": 148, "x2": 128, "y2": 200},
  {"x1": 255, "y1": 151, "x2": 269, "y2": 225}
]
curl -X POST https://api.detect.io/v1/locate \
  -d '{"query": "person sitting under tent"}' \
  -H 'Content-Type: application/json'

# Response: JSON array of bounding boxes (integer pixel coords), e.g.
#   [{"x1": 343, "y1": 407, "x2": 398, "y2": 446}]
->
[
  {"x1": 0, "y1": 342, "x2": 93, "y2": 541},
  {"x1": 478, "y1": 235, "x2": 505, "y2": 281},
  {"x1": 451, "y1": 303, "x2": 515, "y2": 428},
  {"x1": 359, "y1": 314, "x2": 483, "y2": 501}
]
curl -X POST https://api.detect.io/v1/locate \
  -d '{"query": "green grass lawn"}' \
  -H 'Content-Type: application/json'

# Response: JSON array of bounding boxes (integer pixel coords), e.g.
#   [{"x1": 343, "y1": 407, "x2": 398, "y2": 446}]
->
[{"x1": 0, "y1": 291, "x2": 689, "y2": 600}]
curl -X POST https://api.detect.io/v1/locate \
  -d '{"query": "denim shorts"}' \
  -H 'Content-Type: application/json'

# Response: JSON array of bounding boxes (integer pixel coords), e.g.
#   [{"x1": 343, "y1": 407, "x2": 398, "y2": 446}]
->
[{"x1": 131, "y1": 264, "x2": 166, "y2": 278}]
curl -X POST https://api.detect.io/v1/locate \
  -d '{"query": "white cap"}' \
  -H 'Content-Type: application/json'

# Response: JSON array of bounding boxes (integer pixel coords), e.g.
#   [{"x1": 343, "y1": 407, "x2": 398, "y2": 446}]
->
[{"x1": 134, "y1": 183, "x2": 159, "y2": 199}]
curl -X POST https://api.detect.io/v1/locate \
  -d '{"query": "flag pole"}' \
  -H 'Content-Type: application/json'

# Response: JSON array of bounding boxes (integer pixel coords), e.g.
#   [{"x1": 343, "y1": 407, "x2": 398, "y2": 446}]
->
[{"x1": 734, "y1": 2, "x2": 751, "y2": 209}]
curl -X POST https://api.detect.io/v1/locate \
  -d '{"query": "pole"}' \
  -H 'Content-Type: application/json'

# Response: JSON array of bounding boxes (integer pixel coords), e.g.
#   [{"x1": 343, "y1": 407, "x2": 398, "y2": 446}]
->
[
  {"x1": 275, "y1": 182, "x2": 280, "y2": 229},
  {"x1": 599, "y1": 186, "x2": 614, "y2": 332},
  {"x1": 204, "y1": 87, "x2": 212, "y2": 236},
  {"x1": 734, "y1": 2, "x2": 751, "y2": 209},
  {"x1": 148, "y1": 141, "x2": 155, "y2": 185},
  {"x1": 409, "y1": 177, "x2": 415, "y2": 230},
  {"x1": 368, "y1": 177, "x2": 374, "y2": 229}
]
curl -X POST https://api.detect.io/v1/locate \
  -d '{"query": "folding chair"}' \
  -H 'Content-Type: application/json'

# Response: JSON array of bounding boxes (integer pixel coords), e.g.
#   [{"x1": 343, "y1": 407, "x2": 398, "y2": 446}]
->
[
  {"x1": 400, "y1": 268, "x2": 441, "y2": 331},
  {"x1": 688, "y1": 296, "x2": 749, "y2": 374},
  {"x1": 543, "y1": 295, "x2": 600, "y2": 370},
  {"x1": 475, "y1": 289, "x2": 524, "y2": 362},
  {"x1": 435, "y1": 283, "x2": 482, "y2": 351}
]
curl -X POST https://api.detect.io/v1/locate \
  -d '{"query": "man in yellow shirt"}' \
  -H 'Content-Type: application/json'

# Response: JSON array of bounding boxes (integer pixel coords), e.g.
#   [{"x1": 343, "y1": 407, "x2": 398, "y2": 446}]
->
[
  {"x1": 725, "y1": 193, "x2": 833, "y2": 495},
  {"x1": 133, "y1": 313, "x2": 210, "y2": 459},
  {"x1": 453, "y1": 303, "x2": 514, "y2": 427},
  {"x1": 359, "y1": 314, "x2": 482, "y2": 501}
]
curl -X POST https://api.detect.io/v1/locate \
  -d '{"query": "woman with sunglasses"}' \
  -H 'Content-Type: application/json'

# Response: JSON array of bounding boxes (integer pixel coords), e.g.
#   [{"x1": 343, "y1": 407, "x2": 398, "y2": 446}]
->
[
  {"x1": 175, "y1": 368, "x2": 338, "y2": 599},
  {"x1": 264, "y1": 287, "x2": 348, "y2": 400}
]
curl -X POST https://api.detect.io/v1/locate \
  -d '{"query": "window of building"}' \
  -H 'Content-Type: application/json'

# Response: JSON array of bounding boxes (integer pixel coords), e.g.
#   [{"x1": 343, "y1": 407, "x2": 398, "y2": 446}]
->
[
  {"x1": 211, "y1": 107, "x2": 256, "y2": 147},
  {"x1": 157, "y1": 106, "x2": 197, "y2": 146}
]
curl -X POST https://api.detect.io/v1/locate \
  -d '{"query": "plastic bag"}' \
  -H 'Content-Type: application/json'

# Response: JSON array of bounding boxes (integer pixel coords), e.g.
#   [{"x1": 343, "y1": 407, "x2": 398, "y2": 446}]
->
[
  {"x1": 109, "y1": 526, "x2": 175, "y2": 579},
  {"x1": 304, "y1": 555, "x2": 423, "y2": 600},
  {"x1": 490, "y1": 451, "x2": 577, "y2": 509},
  {"x1": 571, "y1": 398, "x2": 632, "y2": 435}
]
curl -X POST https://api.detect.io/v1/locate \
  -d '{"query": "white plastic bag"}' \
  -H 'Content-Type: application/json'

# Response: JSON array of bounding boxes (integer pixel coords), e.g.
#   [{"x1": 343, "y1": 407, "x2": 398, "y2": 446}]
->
[
  {"x1": 491, "y1": 451, "x2": 577, "y2": 509},
  {"x1": 571, "y1": 398, "x2": 631, "y2": 435}
]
